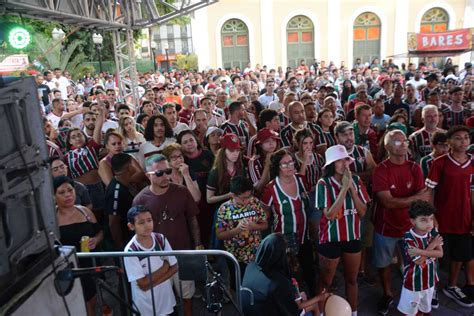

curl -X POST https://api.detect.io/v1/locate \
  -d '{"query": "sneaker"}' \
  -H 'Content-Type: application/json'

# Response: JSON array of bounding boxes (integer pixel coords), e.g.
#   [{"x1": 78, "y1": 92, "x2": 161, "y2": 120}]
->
[
  {"x1": 442, "y1": 286, "x2": 473, "y2": 308},
  {"x1": 462, "y1": 284, "x2": 474, "y2": 302},
  {"x1": 377, "y1": 295, "x2": 393, "y2": 315},
  {"x1": 431, "y1": 290, "x2": 439, "y2": 309}
]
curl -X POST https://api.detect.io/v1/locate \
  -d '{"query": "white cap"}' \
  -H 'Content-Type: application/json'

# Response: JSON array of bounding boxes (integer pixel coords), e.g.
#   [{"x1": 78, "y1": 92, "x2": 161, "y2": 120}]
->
[
  {"x1": 206, "y1": 126, "x2": 224, "y2": 138},
  {"x1": 323, "y1": 145, "x2": 355, "y2": 168},
  {"x1": 445, "y1": 74, "x2": 458, "y2": 82}
]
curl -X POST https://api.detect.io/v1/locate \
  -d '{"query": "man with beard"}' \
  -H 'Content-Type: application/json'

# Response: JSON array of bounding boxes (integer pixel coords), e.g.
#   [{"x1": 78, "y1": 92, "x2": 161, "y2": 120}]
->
[
  {"x1": 83, "y1": 111, "x2": 97, "y2": 138},
  {"x1": 133, "y1": 154, "x2": 203, "y2": 316},
  {"x1": 409, "y1": 105, "x2": 444, "y2": 161}
]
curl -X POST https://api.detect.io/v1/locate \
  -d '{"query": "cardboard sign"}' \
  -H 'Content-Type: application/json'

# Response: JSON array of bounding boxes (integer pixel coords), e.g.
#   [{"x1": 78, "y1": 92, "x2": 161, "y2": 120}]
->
[{"x1": 408, "y1": 28, "x2": 472, "y2": 52}]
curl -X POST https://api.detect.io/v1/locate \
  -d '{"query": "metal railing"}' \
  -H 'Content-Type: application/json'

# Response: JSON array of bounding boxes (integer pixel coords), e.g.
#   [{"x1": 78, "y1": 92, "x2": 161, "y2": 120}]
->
[{"x1": 77, "y1": 249, "x2": 246, "y2": 315}]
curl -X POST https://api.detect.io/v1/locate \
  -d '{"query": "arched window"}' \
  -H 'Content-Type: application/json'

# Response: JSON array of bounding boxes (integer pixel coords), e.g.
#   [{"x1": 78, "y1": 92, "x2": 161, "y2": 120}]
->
[
  {"x1": 353, "y1": 12, "x2": 381, "y2": 65},
  {"x1": 421, "y1": 8, "x2": 449, "y2": 68},
  {"x1": 221, "y1": 19, "x2": 250, "y2": 69},
  {"x1": 421, "y1": 7, "x2": 449, "y2": 33},
  {"x1": 286, "y1": 15, "x2": 314, "y2": 68}
]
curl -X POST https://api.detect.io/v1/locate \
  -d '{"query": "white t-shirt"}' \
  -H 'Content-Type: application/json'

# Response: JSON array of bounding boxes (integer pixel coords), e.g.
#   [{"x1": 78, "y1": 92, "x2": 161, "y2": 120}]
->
[
  {"x1": 76, "y1": 83, "x2": 85, "y2": 96},
  {"x1": 102, "y1": 120, "x2": 119, "y2": 133},
  {"x1": 52, "y1": 76, "x2": 70, "y2": 100},
  {"x1": 268, "y1": 100, "x2": 283, "y2": 112},
  {"x1": 137, "y1": 138, "x2": 176, "y2": 168},
  {"x1": 70, "y1": 113, "x2": 83, "y2": 128},
  {"x1": 47, "y1": 112, "x2": 62, "y2": 129},
  {"x1": 258, "y1": 94, "x2": 277, "y2": 108},
  {"x1": 124, "y1": 233, "x2": 177, "y2": 316}
]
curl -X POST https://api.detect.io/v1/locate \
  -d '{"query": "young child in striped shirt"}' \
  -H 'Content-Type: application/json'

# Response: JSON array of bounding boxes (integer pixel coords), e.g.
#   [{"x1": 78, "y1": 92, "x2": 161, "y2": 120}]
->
[{"x1": 397, "y1": 200, "x2": 444, "y2": 316}]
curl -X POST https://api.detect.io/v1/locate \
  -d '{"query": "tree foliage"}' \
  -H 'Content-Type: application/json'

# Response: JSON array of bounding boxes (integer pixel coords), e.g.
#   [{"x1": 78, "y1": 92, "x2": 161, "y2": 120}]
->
[{"x1": 175, "y1": 53, "x2": 198, "y2": 70}]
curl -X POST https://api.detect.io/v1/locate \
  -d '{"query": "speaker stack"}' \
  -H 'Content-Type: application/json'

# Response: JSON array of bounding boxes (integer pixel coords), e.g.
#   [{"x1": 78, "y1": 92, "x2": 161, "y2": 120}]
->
[{"x1": 0, "y1": 76, "x2": 59, "y2": 307}]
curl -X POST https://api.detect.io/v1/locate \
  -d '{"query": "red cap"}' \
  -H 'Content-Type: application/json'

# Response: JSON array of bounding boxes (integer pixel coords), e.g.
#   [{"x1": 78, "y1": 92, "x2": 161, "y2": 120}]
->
[
  {"x1": 207, "y1": 83, "x2": 217, "y2": 89},
  {"x1": 380, "y1": 76, "x2": 393, "y2": 86},
  {"x1": 466, "y1": 116, "x2": 474, "y2": 129},
  {"x1": 256, "y1": 128, "x2": 280, "y2": 144},
  {"x1": 220, "y1": 133, "x2": 241, "y2": 150}
]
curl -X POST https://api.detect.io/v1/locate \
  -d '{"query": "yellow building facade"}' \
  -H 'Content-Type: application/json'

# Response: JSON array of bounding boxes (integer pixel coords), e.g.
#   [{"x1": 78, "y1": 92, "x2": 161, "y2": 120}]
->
[{"x1": 190, "y1": 0, "x2": 474, "y2": 70}]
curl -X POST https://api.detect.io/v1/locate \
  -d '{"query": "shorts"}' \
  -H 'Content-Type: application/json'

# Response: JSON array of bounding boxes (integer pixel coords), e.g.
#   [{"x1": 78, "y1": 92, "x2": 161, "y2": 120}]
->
[
  {"x1": 318, "y1": 240, "x2": 361, "y2": 259},
  {"x1": 171, "y1": 274, "x2": 195, "y2": 299},
  {"x1": 373, "y1": 233, "x2": 404, "y2": 268},
  {"x1": 397, "y1": 286, "x2": 434, "y2": 315},
  {"x1": 443, "y1": 233, "x2": 474, "y2": 262}
]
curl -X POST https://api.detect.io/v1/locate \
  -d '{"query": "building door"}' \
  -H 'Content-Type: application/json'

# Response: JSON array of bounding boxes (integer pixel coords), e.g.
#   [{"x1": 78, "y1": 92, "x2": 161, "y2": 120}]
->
[
  {"x1": 221, "y1": 19, "x2": 250, "y2": 70},
  {"x1": 286, "y1": 15, "x2": 314, "y2": 69},
  {"x1": 353, "y1": 12, "x2": 381, "y2": 65},
  {"x1": 421, "y1": 7, "x2": 449, "y2": 69}
]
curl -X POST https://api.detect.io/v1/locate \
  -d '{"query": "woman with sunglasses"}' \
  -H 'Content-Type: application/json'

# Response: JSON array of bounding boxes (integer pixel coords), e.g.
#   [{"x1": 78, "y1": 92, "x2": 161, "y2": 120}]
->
[
  {"x1": 261, "y1": 148, "x2": 316, "y2": 295},
  {"x1": 315, "y1": 145, "x2": 369, "y2": 315},
  {"x1": 162, "y1": 143, "x2": 200, "y2": 202}
]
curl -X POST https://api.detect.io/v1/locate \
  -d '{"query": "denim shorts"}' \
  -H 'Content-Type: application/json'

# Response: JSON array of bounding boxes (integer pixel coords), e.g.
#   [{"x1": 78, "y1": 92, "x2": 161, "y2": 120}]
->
[{"x1": 373, "y1": 232, "x2": 404, "y2": 268}]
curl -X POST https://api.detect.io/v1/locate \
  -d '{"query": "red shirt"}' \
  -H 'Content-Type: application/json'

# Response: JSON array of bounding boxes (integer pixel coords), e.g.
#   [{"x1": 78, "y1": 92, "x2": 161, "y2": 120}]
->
[
  {"x1": 179, "y1": 109, "x2": 192, "y2": 125},
  {"x1": 426, "y1": 153, "x2": 473, "y2": 234},
  {"x1": 372, "y1": 159, "x2": 425, "y2": 238}
]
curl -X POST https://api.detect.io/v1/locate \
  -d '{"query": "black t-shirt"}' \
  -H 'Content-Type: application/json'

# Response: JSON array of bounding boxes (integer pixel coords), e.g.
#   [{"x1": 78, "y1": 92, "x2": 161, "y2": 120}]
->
[
  {"x1": 384, "y1": 98, "x2": 410, "y2": 117},
  {"x1": 38, "y1": 84, "x2": 51, "y2": 106},
  {"x1": 185, "y1": 149, "x2": 214, "y2": 194},
  {"x1": 404, "y1": 71, "x2": 414, "y2": 81},
  {"x1": 105, "y1": 178, "x2": 134, "y2": 245},
  {"x1": 242, "y1": 263, "x2": 299, "y2": 316}
]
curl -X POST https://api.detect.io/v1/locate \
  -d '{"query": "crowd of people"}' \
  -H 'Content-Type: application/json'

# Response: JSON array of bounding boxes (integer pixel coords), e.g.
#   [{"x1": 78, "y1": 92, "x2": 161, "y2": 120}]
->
[{"x1": 41, "y1": 56, "x2": 474, "y2": 315}]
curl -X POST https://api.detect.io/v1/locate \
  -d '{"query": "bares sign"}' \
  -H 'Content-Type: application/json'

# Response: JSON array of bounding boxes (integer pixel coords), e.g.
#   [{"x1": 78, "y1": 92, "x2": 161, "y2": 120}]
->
[{"x1": 408, "y1": 28, "x2": 473, "y2": 52}]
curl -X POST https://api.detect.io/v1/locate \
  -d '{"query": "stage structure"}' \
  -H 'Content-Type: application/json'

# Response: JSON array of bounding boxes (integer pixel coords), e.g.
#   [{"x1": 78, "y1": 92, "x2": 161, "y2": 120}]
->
[{"x1": 0, "y1": 0, "x2": 218, "y2": 104}]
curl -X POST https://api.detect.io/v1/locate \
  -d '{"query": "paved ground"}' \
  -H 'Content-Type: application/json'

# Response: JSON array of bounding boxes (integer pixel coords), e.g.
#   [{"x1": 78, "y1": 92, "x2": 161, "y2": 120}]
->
[
  {"x1": 191, "y1": 255, "x2": 474, "y2": 316},
  {"x1": 98, "y1": 254, "x2": 474, "y2": 315}
]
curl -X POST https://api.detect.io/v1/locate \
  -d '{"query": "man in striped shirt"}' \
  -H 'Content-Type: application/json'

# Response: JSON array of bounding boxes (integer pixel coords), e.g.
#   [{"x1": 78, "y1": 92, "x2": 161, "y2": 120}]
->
[
  {"x1": 409, "y1": 104, "x2": 444, "y2": 162},
  {"x1": 442, "y1": 86, "x2": 470, "y2": 130},
  {"x1": 419, "y1": 131, "x2": 448, "y2": 178},
  {"x1": 280, "y1": 101, "x2": 325, "y2": 150},
  {"x1": 397, "y1": 200, "x2": 443, "y2": 315},
  {"x1": 221, "y1": 101, "x2": 253, "y2": 150}
]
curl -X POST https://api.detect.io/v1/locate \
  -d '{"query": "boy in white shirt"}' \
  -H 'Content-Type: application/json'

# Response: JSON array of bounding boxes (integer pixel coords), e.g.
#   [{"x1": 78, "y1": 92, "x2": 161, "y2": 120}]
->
[{"x1": 124, "y1": 205, "x2": 177, "y2": 315}]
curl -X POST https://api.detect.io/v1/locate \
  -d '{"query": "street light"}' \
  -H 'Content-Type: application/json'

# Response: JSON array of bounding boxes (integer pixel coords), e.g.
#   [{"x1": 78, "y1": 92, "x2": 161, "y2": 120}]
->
[
  {"x1": 92, "y1": 33, "x2": 104, "y2": 74},
  {"x1": 163, "y1": 42, "x2": 170, "y2": 72},
  {"x1": 52, "y1": 28, "x2": 65, "y2": 41},
  {"x1": 150, "y1": 41, "x2": 157, "y2": 72}
]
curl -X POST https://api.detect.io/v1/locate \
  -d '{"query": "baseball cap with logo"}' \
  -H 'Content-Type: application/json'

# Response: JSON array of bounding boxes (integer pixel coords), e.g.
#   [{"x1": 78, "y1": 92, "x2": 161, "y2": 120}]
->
[
  {"x1": 220, "y1": 133, "x2": 241, "y2": 150},
  {"x1": 256, "y1": 128, "x2": 280, "y2": 144},
  {"x1": 323, "y1": 145, "x2": 355, "y2": 168}
]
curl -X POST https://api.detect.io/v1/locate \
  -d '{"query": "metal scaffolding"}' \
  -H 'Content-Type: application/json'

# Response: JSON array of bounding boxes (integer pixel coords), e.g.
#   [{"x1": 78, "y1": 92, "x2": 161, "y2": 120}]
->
[{"x1": 0, "y1": 0, "x2": 218, "y2": 105}]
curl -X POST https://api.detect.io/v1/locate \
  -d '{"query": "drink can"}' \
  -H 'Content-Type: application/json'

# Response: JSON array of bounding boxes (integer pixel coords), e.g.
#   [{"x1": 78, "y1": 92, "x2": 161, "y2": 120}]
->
[{"x1": 80, "y1": 236, "x2": 90, "y2": 252}]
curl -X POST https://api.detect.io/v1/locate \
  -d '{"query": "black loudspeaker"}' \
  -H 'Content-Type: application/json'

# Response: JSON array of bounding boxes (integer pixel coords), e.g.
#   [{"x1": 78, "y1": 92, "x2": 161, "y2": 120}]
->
[{"x1": 0, "y1": 76, "x2": 58, "y2": 306}]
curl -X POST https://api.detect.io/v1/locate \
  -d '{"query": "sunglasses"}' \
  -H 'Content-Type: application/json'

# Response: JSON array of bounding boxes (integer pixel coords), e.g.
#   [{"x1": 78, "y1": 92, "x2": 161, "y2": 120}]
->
[
  {"x1": 280, "y1": 161, "x2": 295, "y2": 169},
  {"x1": 153, "y1": 168, "x2": 172, "y2": 177}
]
